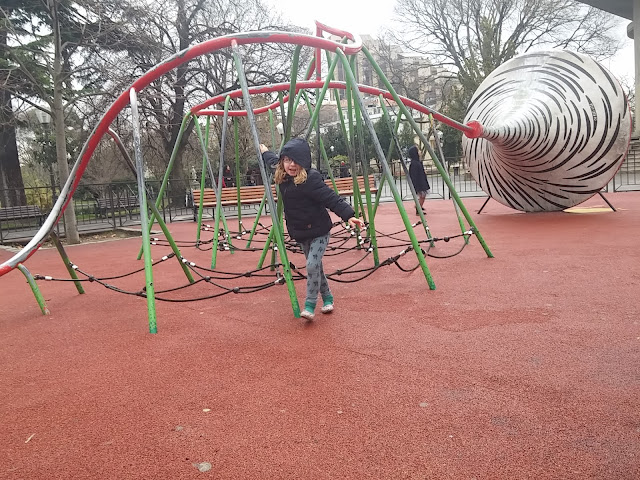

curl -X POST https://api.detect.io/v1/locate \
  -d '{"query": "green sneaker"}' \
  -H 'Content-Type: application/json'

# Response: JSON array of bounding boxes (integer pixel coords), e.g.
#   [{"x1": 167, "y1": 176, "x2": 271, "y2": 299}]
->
[
  {"x1": 300, "y1": 310, "x2": 315, "y2": 321},
  {"x1": 301, "y1": 301, "x2": 316, "y2": 321},
  {"x1": 321, "y1": 295, "x2": 334, "y2": 314}
]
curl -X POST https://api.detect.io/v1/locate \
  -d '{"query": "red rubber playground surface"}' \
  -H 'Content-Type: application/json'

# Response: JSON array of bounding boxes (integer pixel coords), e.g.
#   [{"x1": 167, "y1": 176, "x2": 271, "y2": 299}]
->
[{"x1": 1, "y1": 193, "x2": 639, "y2": 479}]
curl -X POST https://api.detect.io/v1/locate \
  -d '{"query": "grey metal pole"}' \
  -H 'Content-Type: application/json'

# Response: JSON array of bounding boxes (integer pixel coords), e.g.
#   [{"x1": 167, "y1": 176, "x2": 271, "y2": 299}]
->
[{"x1": 129, "y1": 88, "x2": 157, "y2": 333}]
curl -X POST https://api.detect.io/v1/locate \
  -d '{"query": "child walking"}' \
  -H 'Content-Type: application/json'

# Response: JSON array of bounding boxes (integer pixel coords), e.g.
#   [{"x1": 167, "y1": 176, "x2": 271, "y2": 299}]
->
[{"x1": 260, "y1": 138, "x2": 365, "y2": 321}]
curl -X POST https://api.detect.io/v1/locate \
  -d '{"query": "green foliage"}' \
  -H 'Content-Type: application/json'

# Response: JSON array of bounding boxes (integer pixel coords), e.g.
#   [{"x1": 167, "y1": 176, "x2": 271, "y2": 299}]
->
[
  {"x1": 321, "y1": 117, "x2": 413, "y2": 171},
  {"x1": 25, "y1": 189, "x2": 54, "y2": 211},
  {"x1": 31, "y1": 126, "x2": 82, "y2": 170},
  {"x1": 439, "y1": 87, "x2": 466, "y2": 161},
  {"x1": 397, "y1": 122, "x2": 416, "y2": 151},
  {"x1": 372, "y1": 117, "x2": 392, "y2": 156},
  {"x1": 321, "y1": 125, "x2": 348, "y2": 157},
  {"x1": 327, "y1": 154, "x2": 348, "y2": 169}
]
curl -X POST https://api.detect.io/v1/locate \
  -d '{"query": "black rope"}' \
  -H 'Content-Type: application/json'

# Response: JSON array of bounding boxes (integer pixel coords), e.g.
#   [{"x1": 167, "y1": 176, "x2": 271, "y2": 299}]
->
[{"x1": 32, "y1": 219, "x2": 476, "y2": 303}]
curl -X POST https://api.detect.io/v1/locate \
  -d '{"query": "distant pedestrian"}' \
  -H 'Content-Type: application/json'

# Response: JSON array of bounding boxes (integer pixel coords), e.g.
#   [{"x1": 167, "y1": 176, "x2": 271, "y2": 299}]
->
[
  {"x1": 339, "y1": 161, "x2": 350, "y2": 178},
  {"x1": 223, "y1": 165, "x2": 234, "y2": 187},
  {"x1": 407, "y1": 145, "x2": 430, "y2": 215}
]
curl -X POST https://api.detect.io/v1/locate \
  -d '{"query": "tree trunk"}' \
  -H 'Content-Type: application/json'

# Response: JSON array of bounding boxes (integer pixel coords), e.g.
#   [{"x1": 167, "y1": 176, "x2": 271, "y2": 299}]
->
[
  {"x1": 168, "y1": 149, "x2": 188, "y2": 207},
  {"x1": 0, "y1": 26, "x2": 26, "y2": 207},
  {"x1": 164, "y1": 4, "x2": 191, "y2": 208},
  {"x1": 50, "y1": 0, "x2": 79, "y2": 244},
  {"x1": 0, "y1": 92, "x2": 27, "y2": 207}
]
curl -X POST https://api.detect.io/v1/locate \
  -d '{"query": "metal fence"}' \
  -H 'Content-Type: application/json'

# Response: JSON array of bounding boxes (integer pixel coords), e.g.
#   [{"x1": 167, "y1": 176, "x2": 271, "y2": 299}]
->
[
  {"x1": 1, "y1": 154, "x2": 639, "y2": 244},
  {"x1": 0, "y1": 180, "x2": 193, "y2": 244},
  {"x1": 612, "y1": 147, "x2": 640, "y2": 192}
]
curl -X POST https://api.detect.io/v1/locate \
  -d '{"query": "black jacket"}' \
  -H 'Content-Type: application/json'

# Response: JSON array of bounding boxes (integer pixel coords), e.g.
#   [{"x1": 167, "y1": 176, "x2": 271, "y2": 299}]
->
[
  {"x1": 408, "y1": 145, "x2": 430, "y2": 192},
  {"x1": 262, "y1": 138, "x2": 355, "y2": 241}
]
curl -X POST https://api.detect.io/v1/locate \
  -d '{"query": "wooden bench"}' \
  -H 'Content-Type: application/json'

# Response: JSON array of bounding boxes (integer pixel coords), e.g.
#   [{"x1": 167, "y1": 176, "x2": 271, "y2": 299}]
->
[
  {"x1": 326, "y1": 176, "x2": 378, "y2": 196},
  {"x1": 192, "y1": 185, "x2": 277, "y2": 221},
  {"x1": 0, "y1": 205, "x2": 45, "y2": 226},
  {"x1": 95, "y1": 196, "x2": 139, "y2": 218},
  {"x1": 192, "y1": 176, "x2": 378, "y2": 220}
]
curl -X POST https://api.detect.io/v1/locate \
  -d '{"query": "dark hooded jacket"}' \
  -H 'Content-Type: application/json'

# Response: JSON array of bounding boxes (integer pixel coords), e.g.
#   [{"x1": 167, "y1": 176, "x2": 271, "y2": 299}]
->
[
  {"x1": 262, "y1": 138, "x2": 355, "y2": 241},
  {"x1": 408, "y1": 145, "x2": 430, "y2": 193}
]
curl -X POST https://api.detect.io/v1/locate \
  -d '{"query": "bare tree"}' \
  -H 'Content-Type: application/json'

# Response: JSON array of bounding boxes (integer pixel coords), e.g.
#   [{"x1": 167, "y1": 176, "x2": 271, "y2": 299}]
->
[
  {"x1": 106, "y1": 0, "x2": 310, "y2": 205},
  {"x1": 391, "y1": 0, "x2": 623, "y2": 105},
  {"x1": 1, "y1": 0, "x2": 144, "y2": 242},
  {"x1": 0, "y1": 0, "x2": 38, "y2": 208}
]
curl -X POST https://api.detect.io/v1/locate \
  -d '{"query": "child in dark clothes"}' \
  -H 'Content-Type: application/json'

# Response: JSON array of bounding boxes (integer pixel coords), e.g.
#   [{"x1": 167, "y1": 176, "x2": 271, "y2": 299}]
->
[
  {"x1": 260, "y1": 138, "x2": 364, "y2": 321},
  {"x1": 408, "y1": 145, "x2": 431, "y2": 214}
]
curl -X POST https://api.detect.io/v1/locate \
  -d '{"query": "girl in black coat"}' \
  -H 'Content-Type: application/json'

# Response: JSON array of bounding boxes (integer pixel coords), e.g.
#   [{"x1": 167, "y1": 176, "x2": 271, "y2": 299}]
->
[
  {"x1": 260, "y1": 138, "x2": 364, "y2": 321},
  {"x1": 408, "y1": 145, "x2": 430, "y2": 214}
]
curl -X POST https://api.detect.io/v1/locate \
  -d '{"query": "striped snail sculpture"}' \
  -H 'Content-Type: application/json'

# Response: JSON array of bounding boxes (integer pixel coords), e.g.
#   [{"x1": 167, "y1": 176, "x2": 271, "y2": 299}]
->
[{"x1": 462, "y1": 50, "x2": 631, "y2": 212}]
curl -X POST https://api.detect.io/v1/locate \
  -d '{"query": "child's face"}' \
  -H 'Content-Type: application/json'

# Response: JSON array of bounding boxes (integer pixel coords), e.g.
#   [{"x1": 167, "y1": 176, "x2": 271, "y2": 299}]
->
[{"x1": 282, "y1": 156, "x2": 301, "y2": 177}]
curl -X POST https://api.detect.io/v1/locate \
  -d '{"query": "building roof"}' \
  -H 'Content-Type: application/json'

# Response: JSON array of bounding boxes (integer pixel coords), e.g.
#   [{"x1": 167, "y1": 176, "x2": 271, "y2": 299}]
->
[{"x1": 578, "y1": 0, "x2": 632, "y2": 20}]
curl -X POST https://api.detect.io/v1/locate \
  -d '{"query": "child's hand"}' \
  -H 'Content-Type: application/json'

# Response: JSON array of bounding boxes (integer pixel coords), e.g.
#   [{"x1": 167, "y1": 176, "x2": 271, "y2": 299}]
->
[
  {"x1": 348, "y1": 217, "x2": 365, "y2": 229},
  {"x1": 259, "y1": 144, "x2": 268, "y2": 153}
]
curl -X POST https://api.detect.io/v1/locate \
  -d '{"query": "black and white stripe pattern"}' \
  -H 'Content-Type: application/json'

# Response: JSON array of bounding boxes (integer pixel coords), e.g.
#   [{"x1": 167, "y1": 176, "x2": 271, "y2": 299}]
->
[{"x1": 462, "y1": 50, "x2": 630, "y2": 212}]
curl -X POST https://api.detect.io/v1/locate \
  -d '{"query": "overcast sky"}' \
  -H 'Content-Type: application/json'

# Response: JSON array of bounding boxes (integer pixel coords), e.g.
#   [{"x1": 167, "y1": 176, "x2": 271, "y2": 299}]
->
[
  {"x1": 268, "y1": 0, "x2": 394, "y2": 37},
  {"x1": 267, "y1": 0, "x2": 635, "y2": 84}
]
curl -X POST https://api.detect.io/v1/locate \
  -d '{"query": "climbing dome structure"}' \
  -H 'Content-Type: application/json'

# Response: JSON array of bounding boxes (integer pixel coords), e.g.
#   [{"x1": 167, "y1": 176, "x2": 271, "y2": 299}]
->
[{"x1": 3, "y1": 23, "x2": 627, "y2": 333}]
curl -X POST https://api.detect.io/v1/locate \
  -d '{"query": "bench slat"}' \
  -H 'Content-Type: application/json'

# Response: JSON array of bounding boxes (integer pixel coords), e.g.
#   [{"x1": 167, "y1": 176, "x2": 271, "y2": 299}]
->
[
  {"x1": 193, "y1": 176, "x2": 377, "y2": 211},
  {"x1": 0, "y1": 205, "x2": 45, "y2": 223}
]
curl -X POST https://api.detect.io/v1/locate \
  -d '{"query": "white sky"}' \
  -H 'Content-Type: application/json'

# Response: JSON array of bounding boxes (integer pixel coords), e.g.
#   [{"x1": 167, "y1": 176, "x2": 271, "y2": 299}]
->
[
  {"x1": 268, "y1": 0, "x2": 395, "y2": 37},
  {"x1": 267, "y1": 0, "x2": 636, "y2": 85}
]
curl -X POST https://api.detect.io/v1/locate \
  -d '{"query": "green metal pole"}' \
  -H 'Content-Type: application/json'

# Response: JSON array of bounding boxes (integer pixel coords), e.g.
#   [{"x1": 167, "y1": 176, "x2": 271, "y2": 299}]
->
[
  {"x1": 214, "y1": 99, "x2": 235, "y2": 264},
  {"x1": 269, "y1": 109, "x2": 277, "y2": 151},
  {"x1": 277, "y1": 91, "x2": 287, "y2": 150},
  {"x1": 17, "y1": 263, "x2": 50, "y2": 315},
  {"x1": 49, "y1": 231, "x2": 84, "y2": 294},
  {"x1": 107, "y1": 128, "x2": 195, "y2": 283},
  {"x1": 361, "y1": 46, "x2": 493, "y2": 259},
  {"x1": 336, "y1": 49, "x2": 436, "y2": 289},
  {"x1": 262, "y1": 187, "x2": 284, "y2": 273},
  {"x1": 244, "y1": 91, "x2": 287, "y2": 249},
  {"x1": 371, "y1": 103, "x2": 403, "y2": 217},
  {"x1": 283, "y1": 45, "x2": 302, "y2": 144},
  {"x1": 246, "y1": 192, "x2": 267, "y2": 249},
  {"x1": 257, "y1": 227, "x2": 274, "y2": 269},
  {"x1": 234, "y1": 118, "x2": 243, "y2": 232},
  {"x1": 300, "y1": 91, "x2": 339, "y2": 193},
  {"x1": 148, "y1": 198, "x2": 196, "y2": 283},
  {"x1": 231, "y1": 40, "x2": 300, "y2": 317},
  {"x1": 270, "y1": 237, "x2": 278, "y2": 272},
  {"x1": 192, "y1": 107, "x2": 234, "y2": 269},
  {"x1": 304, "y1": 54, "x2": 341, "y2": 141},
  {"x1": 325, "y1": 50, "x2": 357, "y2": 195},
  {"x1": 340, "y1": 55, "x2": 367, "y2": 251},
  {"x1": 325, "y1": 51, "x2": 350, "y2": 141},
  {"x1": 429, "y1": 114, "x2": 468, "y2": 243},
  {"x1": 351, "y1": 81, "x2": 378, "y2": 264},
  {"x1": 195, "y1": 114, "x2": 209, "y2": 244},
  {"x1": 379, "y1": 101, "x2": 434, "y2": 247},
  {"x1": 346, "y1": 56, "x2": 360, "y2": 218},
  {"x1": 137, "y1": 113, "x2": 192, "y2": 260}
]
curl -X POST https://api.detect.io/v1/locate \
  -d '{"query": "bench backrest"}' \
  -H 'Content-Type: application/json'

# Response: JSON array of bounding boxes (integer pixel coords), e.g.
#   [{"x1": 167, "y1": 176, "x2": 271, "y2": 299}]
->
[
  {"x1": 192, "y1": 175, "x2": 377, "y2": 205},
  {"x1": 97, "y1": 197, "x2": 139, "y2": 207},
  {"x1": 193, "y1": 185, "x2": 277, "y2": 204},
  {"x1": 0, "y1": 205, "x2": 43, "y2": 219},
  {"x1": 325, "y1": 176, "x2": 377, "y2": 193}
]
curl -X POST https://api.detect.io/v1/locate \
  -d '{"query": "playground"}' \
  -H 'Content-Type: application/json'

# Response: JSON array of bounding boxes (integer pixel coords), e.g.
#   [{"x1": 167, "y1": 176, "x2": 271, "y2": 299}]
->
[
  {"x1": 1, "y1": 192, "x2": 639, "y2": 479},
  {"x1": 1, "y1": 17, "x2": 639, "y2": 478}
]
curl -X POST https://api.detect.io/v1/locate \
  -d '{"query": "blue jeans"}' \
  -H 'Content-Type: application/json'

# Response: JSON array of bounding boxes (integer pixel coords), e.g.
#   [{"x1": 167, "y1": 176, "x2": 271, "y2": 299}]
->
[{"x1": 299, "y1": 234, "x2": 331, "y2": 307}]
